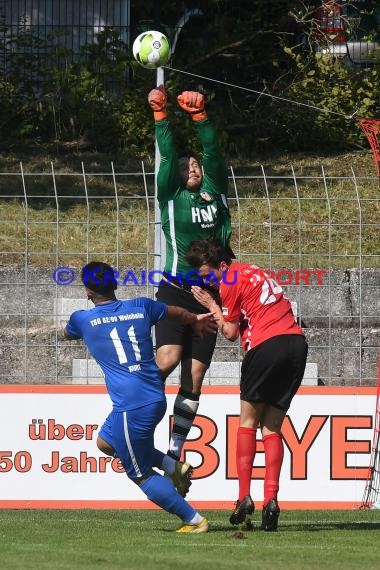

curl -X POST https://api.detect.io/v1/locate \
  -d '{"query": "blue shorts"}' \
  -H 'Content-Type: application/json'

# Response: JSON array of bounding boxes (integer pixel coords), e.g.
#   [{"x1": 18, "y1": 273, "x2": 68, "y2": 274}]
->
[{"x1": 98, "y1": 399, "x2": 167, "y2": 479}]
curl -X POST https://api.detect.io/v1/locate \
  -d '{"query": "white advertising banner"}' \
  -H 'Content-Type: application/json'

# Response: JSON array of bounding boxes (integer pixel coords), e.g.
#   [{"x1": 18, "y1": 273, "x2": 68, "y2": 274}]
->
[{"x1": 0, "y1": 385, "x2": 376, "y2": 509}]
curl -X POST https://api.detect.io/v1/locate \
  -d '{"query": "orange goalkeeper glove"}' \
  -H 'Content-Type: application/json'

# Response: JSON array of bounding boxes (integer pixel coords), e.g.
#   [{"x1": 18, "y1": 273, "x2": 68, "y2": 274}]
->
[
  {"x1": 177, "y1": 91, "x2": 207, "y2": 121},
  {"x1": 148, "y1": 85, "x2": 167, "y2": 121}
]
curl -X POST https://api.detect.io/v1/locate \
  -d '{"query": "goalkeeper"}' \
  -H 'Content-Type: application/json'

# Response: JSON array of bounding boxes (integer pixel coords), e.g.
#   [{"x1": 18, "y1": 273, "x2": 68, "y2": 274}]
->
[{"x1": 148, "y1": 85, "x2": 233, "y2": 461}]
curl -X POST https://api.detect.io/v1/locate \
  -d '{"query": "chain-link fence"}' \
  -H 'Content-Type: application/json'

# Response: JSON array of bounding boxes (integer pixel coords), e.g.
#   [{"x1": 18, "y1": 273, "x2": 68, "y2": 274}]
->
[
  {"x1": 0, "y1": 164, "x2": 379, "y2": 386},
  {"x1": 0, "y1": 0, "x2": 131, "y2": 55}
]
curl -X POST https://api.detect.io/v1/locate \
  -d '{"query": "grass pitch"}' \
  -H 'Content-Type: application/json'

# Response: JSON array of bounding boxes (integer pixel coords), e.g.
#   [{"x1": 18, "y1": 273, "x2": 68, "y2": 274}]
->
[
  {"x1": 1, "y1": 509, "x2": 379, "y2": 570},
  {"x1": 1, "y1": 150, "x2": 379, "y2": 269}
]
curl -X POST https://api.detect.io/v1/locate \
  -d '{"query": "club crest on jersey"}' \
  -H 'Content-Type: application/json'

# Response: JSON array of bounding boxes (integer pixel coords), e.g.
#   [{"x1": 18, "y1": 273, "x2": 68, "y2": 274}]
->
[
  {"x1": 200, "y1": 192, "x2": 212, "y2": 202},
  {"x1": 222, "y1": 306, "x2": 228, "y2": 316}
]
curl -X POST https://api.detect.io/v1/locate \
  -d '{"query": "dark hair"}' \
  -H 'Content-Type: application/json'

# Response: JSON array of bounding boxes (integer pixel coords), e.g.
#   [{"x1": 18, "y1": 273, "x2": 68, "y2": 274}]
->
[
  {"x1": 185, "y1": 238, "x2": 233, "y2": 269},
  {"x1": 81, "y1": 261, "x2": 118, "y2": 296},
  {"x1": 177, "y1": 149, "x2": 200, "y2": 161}
]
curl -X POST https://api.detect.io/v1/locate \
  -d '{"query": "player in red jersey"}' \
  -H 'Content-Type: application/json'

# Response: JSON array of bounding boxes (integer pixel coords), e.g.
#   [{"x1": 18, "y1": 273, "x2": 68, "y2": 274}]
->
[{"x1": 185, "y1": 238, "x2": 308, "y2": 531}]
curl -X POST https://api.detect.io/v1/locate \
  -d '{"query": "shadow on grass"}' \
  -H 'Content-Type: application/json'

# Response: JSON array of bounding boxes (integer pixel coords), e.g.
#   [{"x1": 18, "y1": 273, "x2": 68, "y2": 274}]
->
[
  {"x1": 276, "y1": 521, "x2": 380, "y2": 532},
  {"x1": 188, "y1": 519, "x2": 380, "y2": 533}
]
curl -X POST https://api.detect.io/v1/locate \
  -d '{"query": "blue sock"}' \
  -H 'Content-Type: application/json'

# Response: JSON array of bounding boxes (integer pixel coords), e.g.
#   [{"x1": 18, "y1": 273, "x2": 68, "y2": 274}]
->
[{"x1": 139, "y1": 472, "x2": 196, "y2": 522}]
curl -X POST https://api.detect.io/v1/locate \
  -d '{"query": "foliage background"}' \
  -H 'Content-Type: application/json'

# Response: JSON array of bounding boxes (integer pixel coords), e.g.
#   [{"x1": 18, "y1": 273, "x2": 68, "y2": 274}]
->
[{"x1": 0, "y1": 0, "x2": 379, "y2": 160}]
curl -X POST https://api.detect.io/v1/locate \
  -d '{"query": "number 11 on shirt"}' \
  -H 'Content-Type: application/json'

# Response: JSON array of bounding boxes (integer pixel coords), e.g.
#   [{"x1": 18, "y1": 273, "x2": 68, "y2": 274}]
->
[{"x1": 109, "y1": 326, "x2": 142, "y2": 364}]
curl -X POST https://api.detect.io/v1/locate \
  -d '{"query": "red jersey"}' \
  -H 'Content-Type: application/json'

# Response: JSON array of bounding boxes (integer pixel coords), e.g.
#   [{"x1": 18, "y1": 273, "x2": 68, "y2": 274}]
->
[{"x1": 220, "y1": 262, "x2": 304, "y2": 352}]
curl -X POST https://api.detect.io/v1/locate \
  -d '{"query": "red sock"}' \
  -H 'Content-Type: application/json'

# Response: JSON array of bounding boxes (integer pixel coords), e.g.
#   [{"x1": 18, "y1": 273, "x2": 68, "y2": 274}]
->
[
  {"x1": 236, "y1": 426, "x2": 257, "y2": 501},
  {"x1": 263, "y1": 432, "x2": 284, "y2": 505}
]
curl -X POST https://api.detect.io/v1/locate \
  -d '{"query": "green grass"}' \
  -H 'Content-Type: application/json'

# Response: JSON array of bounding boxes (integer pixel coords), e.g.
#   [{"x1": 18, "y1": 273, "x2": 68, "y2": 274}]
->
[
  {"x1": 1, "y1": 509, "x2": 380, "y2": 570},
  {"x1": 0, "y1": 149, "x2": 379, "y2": 269}
]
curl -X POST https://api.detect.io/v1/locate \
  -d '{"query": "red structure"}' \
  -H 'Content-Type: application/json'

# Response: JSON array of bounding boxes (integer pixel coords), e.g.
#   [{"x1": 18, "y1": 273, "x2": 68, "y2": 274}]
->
[{"x1": 313, "y1": 1, "x2": 348, "y2": 44}]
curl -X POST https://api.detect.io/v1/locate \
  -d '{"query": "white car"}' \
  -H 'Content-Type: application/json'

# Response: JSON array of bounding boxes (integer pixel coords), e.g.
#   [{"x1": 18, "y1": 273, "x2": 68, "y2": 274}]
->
[{"x1": 316, "y1": 40, "x2": 380, "y2": 65}]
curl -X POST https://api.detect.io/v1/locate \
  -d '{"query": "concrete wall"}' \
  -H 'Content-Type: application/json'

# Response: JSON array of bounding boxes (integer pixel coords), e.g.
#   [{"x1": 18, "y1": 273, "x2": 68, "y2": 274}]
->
[{"x1": 0, "y1": 267, "x2": 378, "y2": 386}]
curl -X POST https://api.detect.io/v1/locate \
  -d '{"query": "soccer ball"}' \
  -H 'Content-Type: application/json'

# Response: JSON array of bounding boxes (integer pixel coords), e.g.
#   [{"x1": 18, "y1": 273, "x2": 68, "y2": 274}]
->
[{"x1": 132, "y1": 31, "x2": 170, "y2": 69}]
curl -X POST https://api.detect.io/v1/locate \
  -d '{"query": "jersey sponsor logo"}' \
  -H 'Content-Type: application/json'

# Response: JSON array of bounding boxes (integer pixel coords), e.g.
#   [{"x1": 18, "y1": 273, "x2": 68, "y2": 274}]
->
[{"x1": 191, "y1": 204, "x2": 218, "y2": 225}]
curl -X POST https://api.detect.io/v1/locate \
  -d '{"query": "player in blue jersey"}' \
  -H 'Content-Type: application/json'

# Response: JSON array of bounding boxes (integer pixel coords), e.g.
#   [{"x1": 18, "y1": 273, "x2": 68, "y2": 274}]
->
[{"x1": 64, "y1": 261, "x2": 216, "y2": 533}]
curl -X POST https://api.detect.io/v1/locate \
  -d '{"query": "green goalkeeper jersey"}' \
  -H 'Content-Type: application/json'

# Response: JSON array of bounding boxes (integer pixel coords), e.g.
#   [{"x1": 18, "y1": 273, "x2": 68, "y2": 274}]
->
[{"x1": 156, "y1": 118, "x2": 232, "y2": 281}]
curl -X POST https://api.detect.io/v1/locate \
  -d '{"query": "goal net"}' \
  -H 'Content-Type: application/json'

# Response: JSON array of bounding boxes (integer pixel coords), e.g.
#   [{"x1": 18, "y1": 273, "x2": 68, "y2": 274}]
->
[
  {"x1": 361, "y1": 354, "x2": 380, "y2": 509},
  {"x1": 357, "y1": 118, "x2": 380, "y2": 177}
]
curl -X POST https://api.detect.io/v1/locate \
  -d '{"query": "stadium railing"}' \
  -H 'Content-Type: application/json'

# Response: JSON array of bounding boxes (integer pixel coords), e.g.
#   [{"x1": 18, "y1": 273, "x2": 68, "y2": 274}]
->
[{"x1": 0, "y1": 163, "x2": 378, "y2": 386}]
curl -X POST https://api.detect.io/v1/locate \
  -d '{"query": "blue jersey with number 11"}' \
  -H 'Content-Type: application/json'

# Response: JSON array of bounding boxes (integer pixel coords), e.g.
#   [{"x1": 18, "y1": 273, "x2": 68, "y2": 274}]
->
[{"x1": 65, "y1": 298, "x2": 168, "y2": 412}]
